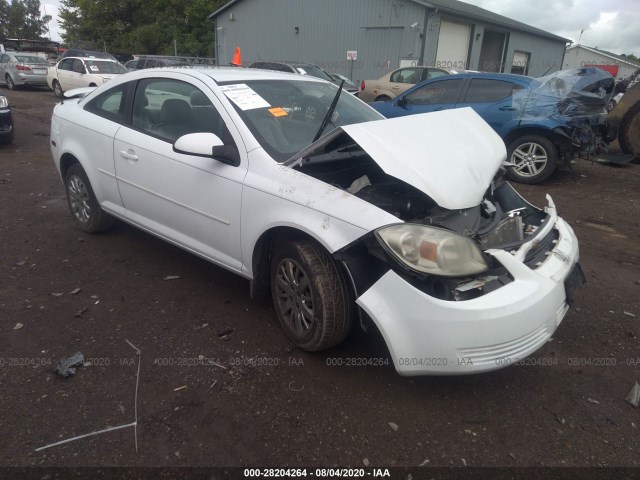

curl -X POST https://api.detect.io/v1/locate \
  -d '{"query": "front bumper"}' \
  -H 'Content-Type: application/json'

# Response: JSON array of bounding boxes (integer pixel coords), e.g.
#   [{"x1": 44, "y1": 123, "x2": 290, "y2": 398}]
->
[{"x1": 356, "y1": 210, "x2": 581, "y2": 375}]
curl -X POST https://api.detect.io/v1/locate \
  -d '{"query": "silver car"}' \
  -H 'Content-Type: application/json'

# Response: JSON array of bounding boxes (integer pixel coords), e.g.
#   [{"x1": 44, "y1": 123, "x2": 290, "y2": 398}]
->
[{"x1": 0, "y1": 52, "x2": 49, "y2": 89}]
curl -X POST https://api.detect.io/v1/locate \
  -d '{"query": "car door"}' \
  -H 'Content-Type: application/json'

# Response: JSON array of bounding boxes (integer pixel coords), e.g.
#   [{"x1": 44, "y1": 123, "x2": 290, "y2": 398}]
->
[
  {"x1": 113, "y1": 74, "x2": 246, "y2": 271},
  {"x1": 385, "y1": 77, "x2": 466, "y2": 118},
  {"x1": 55, "y1": 58, "x2": 75, "y2": 90},
  {"x1": 68, "y1": 59, "x2": 88, "y2": 89},
  {"x1": 454, "y1": 78, "x2": 526, "y2": 137}
]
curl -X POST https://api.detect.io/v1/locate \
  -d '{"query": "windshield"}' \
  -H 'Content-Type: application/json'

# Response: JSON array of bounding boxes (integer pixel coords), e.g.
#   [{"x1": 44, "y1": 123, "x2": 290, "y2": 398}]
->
[
  {"x1": 84, "y1": 60, "x2": 128, "y2": 74},
  {"x1": 15, "y1": 55, "x2": 48, "y2": 65},
  {"x1": 220, "y1": 79, "x2": 382, "y2": 162}
]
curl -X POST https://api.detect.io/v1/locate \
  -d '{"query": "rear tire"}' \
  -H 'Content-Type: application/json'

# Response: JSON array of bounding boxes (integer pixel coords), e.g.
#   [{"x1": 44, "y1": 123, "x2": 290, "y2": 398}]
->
[
  {"x1": 375, "y1": 95, "x2": 391, "y2": 102},
  {"x1": 64, "y1": 164, "x2": 114, "y2": 233},
  {"x1": 6, "y1": 74, "x2": 15, "y2": 90},
  {"x1": 270, "y1": 238, "x2": 353, "y2": 351},
  {"x1": 506, "y1": 135, "x2": 557, "y2": 184}
]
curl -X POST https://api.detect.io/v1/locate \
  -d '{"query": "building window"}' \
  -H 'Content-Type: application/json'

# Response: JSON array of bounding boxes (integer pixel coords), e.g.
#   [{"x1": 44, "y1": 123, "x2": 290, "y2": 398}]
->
[{"x1": 511, "y1": 51, "x2": 530, "y2": 75}]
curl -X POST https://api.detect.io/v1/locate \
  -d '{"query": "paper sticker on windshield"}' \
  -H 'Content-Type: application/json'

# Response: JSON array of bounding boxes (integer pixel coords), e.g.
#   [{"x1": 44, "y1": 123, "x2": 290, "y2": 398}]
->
[
  {"x1": 220, "y1": 84, "x2": 270, "y2": 110},
  {"x1": 89, "y1": 65, "x2": 99, "y2": 72},
  {"x1": 296, "y1": 68, "x2": 307, "y2": 75},
  {"x1": 268, "y1": 107, "x2": 288, "y2": 117}
]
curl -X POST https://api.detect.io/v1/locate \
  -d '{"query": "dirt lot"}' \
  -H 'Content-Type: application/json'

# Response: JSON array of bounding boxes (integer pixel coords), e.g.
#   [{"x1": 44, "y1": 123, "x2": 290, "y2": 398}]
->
[{"x1": 0, "y1": 86, "x2": 639, "y2": 474}]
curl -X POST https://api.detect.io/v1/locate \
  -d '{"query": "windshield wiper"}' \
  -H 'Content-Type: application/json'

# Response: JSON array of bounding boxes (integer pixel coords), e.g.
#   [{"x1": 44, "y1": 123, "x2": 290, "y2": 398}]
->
[{"x1": 312, "y1": 80, "x2": 344, "y2": 143}]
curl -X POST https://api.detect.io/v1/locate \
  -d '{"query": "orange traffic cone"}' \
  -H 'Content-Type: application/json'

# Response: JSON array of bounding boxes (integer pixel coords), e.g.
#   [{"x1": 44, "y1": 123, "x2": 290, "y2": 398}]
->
[{"x1": 231, "y1": 47, "x2": 242, "y2": 66}]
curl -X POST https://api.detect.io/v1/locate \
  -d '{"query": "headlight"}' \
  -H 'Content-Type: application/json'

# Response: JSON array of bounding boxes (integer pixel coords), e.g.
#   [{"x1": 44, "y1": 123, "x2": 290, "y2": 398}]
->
[
  {"x1": 376, "y1": 224, "x2": 488, "y2": 276},
  {"x1": 0, "y1": 97, "x2": 8, "y2": 108}
]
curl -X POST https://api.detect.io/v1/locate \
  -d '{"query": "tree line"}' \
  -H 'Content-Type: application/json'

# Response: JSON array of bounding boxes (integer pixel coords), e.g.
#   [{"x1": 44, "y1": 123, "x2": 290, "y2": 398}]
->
[
  {"x1": 58, "y1": 0, "x2": 227, "y2": 56},
  {"x1": 0, "y1": 0, "x2": 51, "y2": 39}
]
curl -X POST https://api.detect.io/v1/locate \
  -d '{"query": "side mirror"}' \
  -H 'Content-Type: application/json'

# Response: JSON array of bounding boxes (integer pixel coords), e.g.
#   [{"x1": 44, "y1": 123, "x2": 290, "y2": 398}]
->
[
  {"x1": 396, "y1": 96, "x2": 407, "y2": 107},
  {"x1": 173, "y1": 132, "x2": 240, "y2": 166}
]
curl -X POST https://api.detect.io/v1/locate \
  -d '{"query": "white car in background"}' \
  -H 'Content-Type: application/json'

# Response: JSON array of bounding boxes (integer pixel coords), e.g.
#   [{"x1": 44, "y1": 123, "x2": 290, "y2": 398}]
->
[
  {"x1": 50, "y1": 67, "x2": 584, "y2": 375},
  {"x1": 47, "y1": 56, "x2": 128, "y2": 96}
]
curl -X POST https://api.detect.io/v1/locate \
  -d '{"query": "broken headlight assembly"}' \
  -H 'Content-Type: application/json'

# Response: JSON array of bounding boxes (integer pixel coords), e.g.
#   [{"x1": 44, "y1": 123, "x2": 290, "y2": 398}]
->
[{"x1": 376, "y1": 224, "x2": 489, "y2": 277}]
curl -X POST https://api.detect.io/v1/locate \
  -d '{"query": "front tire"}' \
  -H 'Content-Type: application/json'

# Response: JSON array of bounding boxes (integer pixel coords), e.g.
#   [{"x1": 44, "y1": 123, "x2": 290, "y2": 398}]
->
[
  {"x1": 270, "y1": 238, "x2": 353, "y2": 351},
  {"x1": 52, "y1": 80, "x2": 63, "y2": 98},
  {"x1": 64, "y1": 164, "x2": 114, "y2": 233},
  {"x1": 506, "y1": 135, "x2": 557, "y2": 184}
]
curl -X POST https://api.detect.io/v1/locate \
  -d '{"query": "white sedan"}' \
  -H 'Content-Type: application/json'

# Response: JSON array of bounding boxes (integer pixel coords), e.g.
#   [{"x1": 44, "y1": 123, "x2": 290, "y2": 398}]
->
[
  {"x1": 50, "y1": 67, "x2": 585, "y2": 375},
  {"x1": 47, "y1": 56, "x2": 128, "y2": 97}
]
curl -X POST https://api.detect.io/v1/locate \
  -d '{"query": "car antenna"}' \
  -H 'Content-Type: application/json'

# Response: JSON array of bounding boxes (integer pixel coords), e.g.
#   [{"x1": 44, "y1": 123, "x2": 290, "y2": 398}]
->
[{"x1": 312, "y1": 80, "x2": 344, "y2": 143}]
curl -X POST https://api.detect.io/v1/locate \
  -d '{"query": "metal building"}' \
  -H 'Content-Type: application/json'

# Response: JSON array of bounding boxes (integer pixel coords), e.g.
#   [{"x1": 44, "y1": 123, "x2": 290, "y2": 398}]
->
[
  {"x1": 563, "y1": 44, "x2": 640, "y2": 81},
  {"x1": 209, "y1": 0, "x2": 569, "y2": 84}
]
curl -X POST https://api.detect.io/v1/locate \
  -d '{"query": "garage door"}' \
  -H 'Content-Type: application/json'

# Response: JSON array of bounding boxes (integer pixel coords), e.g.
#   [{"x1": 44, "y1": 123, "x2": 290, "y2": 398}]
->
[{"x1": 436, "y1": 20, "x2": 471, "y2": 70}]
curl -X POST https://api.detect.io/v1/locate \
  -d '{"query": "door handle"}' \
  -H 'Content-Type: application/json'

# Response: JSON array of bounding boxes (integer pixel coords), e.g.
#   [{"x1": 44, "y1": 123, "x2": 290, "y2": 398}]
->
[
  {"x1": 119, "y1": 150, "x2": 139, "y2": 161},
  {"x1": 499, "y1": 106, "x2": 516, "y2": 111}
]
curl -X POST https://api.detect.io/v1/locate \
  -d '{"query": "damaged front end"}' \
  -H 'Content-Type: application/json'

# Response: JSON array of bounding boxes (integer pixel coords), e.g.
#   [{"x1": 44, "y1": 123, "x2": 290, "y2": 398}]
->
[
  {"x1": 288, "y1": 110, "x2": 584, "y2": 373},
  {"x1": 525, "y1": 68, "x2": 617, "y2": 162},
  {"x1": 334, "y1": 176, "x2": 576, "y2": 305}
]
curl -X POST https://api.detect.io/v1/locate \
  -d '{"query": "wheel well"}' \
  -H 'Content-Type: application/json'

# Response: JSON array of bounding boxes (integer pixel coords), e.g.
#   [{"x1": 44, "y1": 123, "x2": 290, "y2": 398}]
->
[
  {"x1": 89, "y1": 83, "x2": 97, "y2": 87},
  {"x1": 59, "y1": 153, "x2": 80, "y2": 179},
  {"x1": 250, "y1": 226, "x2": 350, "y2": 303},
  {"x1": 503, "y1": 128, "x2": 557, "y2": 147}
]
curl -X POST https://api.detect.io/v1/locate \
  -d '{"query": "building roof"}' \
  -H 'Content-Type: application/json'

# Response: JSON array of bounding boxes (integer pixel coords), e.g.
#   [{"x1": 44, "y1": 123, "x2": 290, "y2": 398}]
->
[
  {"x1": 411, "y1": 0, "x2": 569, "y2": 42},
  {"x1": 209, "y1": 0, "x2": 570, "y2": 43},
  {"x1": 566, "y1": 44, "x2": 640, "y2": 68}
]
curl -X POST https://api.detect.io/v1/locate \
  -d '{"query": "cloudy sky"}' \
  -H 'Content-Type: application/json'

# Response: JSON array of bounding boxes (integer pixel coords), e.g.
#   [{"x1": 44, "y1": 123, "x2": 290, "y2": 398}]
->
[
  {"x1": 461, "y1": 0, "x2": 639, "y2": 55},
  {"x1": 39, "y1": 0, "x2": 639, "y2": 56}
]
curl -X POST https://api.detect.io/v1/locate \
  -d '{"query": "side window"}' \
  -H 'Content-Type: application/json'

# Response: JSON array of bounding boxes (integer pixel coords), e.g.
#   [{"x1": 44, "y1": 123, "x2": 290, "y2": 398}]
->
[
  {"x1": 463, "y1": 79, "x2": 523, "y2": 103},
  {"x1": 58, "y1": 59, "x2": 73, "y2": 71},
  {"x1": 132, "y1": 78, "x2": 229, "y2": 144},
  {"x1": 0, "y1": 54, "x2": 8, "y2": 63},
  {"x1": 72, "y1": 59, "x2": 85, "y2": 74},
  {"x1": 405, "y1": 79, "x2": 464, "y2": 105},
  {"x1": 84, "y1": 82, "x2": 129, "y2": 122},
  {"x1": 390, "y1": 68, "x2": 421, "y2": 84}
]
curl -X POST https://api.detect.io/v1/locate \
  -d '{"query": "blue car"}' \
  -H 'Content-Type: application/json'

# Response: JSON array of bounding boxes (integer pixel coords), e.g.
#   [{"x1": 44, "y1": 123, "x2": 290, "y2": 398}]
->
[{"x1": 372, "y1": 69, "x2": 614, "y2": 184}]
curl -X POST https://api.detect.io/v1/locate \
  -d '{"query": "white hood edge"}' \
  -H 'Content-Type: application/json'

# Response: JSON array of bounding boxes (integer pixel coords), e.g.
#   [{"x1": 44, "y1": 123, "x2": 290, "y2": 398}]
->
[{"x1": 340, "y1": 108, "x2": 506, "y2": 210}]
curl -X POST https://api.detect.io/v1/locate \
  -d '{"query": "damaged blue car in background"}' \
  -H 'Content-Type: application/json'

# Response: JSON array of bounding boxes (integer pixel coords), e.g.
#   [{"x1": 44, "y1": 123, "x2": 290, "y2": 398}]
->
[{"x1": 372, "y1": 68, "x2": 616, "y2": 184}]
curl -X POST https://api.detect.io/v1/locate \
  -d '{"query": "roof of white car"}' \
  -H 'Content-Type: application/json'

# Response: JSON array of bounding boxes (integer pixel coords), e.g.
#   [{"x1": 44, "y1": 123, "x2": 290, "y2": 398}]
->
[
  {"x1": 140, "y1": 66, "x2": 326, "y2": 84},
  {"x1": 59, "y1": 56, "x2": 120, "y2": 63}
]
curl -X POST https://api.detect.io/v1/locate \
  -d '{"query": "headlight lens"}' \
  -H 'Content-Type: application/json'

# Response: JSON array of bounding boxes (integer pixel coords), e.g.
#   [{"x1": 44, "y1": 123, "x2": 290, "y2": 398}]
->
[
  {"x1": 376, "y1": 224, "x2": 489, "y2": 276},
  {"x1": 0, "y1": 96, "x2": 8, "y2": 108}
]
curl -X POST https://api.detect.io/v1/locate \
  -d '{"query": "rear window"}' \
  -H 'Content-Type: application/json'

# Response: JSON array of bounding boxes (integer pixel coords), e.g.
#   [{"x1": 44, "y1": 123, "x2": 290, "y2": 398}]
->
[{"x1": 15, "y1": 55, "x2": 48, "y2": 64}]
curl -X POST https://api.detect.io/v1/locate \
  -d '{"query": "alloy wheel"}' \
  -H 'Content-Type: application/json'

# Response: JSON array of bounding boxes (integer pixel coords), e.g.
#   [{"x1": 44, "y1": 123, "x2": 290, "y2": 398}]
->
[
  {"x1": 67, "y1": 174, "x2": 91, "y2": 224},
  {"x1": 510, "y1": 142, "x2": 548, "y2": 177},
  {"x1": 274, "y1": 258, "x2": 315, "y2": 335}
]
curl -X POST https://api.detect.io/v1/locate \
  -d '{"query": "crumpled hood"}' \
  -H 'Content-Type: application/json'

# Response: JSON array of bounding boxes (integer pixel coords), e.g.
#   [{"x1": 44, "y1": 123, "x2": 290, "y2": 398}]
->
[{"x1": 292, "y1": 108, "x2": 506, "y2": 210}]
